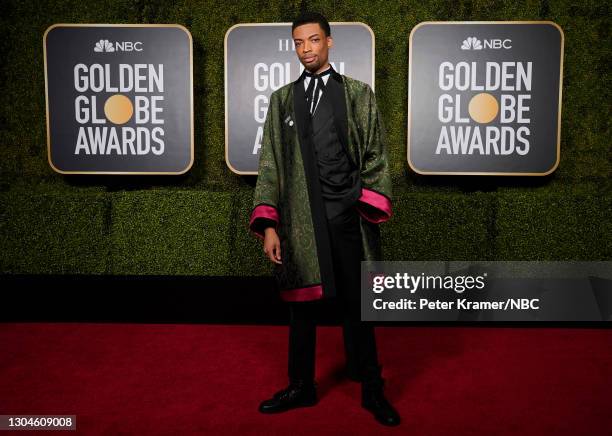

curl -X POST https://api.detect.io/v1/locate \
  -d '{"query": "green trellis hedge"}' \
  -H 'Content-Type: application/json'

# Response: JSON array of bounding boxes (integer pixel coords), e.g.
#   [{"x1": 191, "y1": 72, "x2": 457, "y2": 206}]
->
[{"x1": 1, "y1": 0, "x2": 610, "y2": 274}]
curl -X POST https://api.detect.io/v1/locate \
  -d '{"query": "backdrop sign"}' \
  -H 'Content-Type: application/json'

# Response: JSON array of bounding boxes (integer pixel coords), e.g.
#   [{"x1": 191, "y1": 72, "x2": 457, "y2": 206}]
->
[
  {"x1": 408, "y1": 22, "x2": 564, "y2": 175},
  {"x1": 225, "y1": 23, "x2": 374, "y2": 175},
  {"x1": 44, "y1": 24, "x2": 193, "y2": 174}
]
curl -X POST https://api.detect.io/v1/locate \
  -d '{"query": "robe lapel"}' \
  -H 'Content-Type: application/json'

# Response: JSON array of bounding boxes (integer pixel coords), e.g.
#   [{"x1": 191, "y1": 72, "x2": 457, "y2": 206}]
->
[
  {"x1": 292, "y1": 73, "x2": 337, "y2": 299},
  {"x1": 327, "y1": 70, "x2": 358, "y2": 170},
  {"x1": 293, "y1": 74, "x2": 310, "y2": 142}
]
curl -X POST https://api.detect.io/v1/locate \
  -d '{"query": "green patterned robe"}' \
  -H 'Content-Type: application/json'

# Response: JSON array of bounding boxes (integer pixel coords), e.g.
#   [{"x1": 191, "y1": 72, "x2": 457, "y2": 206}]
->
[{"x1": 250, "y1": 69, "x2": 392, "y2": 302}]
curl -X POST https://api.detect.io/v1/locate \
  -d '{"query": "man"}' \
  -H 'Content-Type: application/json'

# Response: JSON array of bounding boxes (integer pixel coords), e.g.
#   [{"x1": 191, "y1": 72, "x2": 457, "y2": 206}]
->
[{"x1": 249, "y1": 12, "x2": 399, "y2": 426}]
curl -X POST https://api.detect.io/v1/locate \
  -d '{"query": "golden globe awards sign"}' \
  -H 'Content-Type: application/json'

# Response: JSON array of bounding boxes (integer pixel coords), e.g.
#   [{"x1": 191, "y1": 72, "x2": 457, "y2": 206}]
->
[
  {"x1": 225, "y1": 23, "x2": 374, "y2": 175},
  {"x1": 44, "y1": 24, "x2": 194, "y2": 174},
  {"x1": 408, "y1": 22, "x2": 564, "y2": 175}
]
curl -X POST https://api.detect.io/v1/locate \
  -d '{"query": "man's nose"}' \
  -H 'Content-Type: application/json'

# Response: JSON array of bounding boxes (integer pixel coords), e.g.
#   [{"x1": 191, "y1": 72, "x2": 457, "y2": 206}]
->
[{"x1": 303, "y1": 41, "x2": 311, "y2": 52}]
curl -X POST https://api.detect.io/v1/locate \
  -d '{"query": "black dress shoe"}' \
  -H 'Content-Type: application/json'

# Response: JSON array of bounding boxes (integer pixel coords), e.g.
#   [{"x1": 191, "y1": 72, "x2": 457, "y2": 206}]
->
[
  {"x1": 258, "y1": 380, "x2": 318, "y2": 413},
  {"x1": 362, "y1": 378, "x2": 401, "y2": 426}
]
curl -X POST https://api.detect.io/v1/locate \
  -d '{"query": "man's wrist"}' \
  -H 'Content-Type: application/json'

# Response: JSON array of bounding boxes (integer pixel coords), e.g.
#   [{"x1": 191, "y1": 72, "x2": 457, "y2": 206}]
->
[{"x1": 264, "y1": 227, "x2": 277, "y2": 235}]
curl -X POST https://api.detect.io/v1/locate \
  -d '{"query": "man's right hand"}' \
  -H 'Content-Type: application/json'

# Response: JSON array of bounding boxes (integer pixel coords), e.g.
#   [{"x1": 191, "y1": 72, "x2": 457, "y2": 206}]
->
[{"x1": 263, "y1": 227, "x2": 282, "y2": 264}]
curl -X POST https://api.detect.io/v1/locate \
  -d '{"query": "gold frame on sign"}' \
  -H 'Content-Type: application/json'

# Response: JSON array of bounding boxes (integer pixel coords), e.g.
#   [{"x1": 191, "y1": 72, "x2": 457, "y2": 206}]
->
[
  {"x1": 43, "y1": 23, "x2": 194, "y2": 175},
  {"x1": 407, "y1": 21, "x2": 565, "y2": 176},
  {"x1": 224, "y1": 22, "x2": 376, "y2": 176}
]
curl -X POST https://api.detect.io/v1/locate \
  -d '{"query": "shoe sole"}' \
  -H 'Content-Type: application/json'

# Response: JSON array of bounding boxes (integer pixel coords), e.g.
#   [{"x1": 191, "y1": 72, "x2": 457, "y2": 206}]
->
[
  {"x1": 259, "y1": 398, "x2": 318, "y2": 414},
  {"x1": 362, "y1": 403, "x2": 401, "y2": 426}
]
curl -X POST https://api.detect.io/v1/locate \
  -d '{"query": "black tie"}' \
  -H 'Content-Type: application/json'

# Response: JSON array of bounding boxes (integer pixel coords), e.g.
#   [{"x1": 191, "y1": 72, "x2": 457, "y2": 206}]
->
[{"x1": 304, "y1": 68, "x2": 331, "y2": 114}]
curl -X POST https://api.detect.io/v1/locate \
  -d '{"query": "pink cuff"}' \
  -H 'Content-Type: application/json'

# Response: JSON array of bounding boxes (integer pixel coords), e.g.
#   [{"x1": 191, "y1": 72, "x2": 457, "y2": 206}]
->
[
  {"x1": 280, "y1": 285, "x2": 324, "y2": 302},
  {"x1": 249, "y1": 204, "x2": 279, "y2": 240},
  {"x1": 356, "y1": 188, "x2": 392, "y2": 224}
]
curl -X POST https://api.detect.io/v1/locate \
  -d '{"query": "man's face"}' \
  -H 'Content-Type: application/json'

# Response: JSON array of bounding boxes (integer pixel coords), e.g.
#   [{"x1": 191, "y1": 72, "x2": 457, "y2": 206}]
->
[{"x1": 292, "y1": 22, "x2": 333, "y2": 73}]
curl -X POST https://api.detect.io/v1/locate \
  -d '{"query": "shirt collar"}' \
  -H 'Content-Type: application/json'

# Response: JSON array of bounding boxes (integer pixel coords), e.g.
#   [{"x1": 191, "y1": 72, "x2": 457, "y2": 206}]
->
[{"x1": 303, "y1": 65, "x2": 332, "y2": 88}]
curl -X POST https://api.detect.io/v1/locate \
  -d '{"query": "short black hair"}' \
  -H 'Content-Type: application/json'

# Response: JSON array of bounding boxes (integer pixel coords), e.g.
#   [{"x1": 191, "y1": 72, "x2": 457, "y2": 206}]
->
[{"x1": 292, "y1": 12, "x2": 331, "y2": 37}]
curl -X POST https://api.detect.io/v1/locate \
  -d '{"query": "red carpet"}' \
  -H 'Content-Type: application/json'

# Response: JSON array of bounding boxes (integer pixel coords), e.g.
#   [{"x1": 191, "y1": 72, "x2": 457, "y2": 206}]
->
[{"x1": 0, "y1": 323, "x2": 610, "y2": 434}]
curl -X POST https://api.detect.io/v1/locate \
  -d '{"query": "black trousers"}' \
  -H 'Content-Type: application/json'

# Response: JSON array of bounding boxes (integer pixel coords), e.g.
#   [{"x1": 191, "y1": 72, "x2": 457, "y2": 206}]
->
[{"x1": 287, "y1": 205, "x2": 381, "y2": 383}]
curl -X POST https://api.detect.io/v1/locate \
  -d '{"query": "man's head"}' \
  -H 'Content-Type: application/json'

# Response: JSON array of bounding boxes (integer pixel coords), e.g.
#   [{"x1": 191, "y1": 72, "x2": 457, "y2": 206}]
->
[{"x1": 292, "y1": 12, "x2": 333, "y2": 73}]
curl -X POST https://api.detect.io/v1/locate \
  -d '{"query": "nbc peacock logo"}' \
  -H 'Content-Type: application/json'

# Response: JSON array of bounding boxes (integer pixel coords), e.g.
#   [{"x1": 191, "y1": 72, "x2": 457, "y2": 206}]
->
[
  {"x1": 94, "y1": 39, "x2": 115, "y2": 53},
  {"x1": 461, "y1": 37, "x2": 482, "y2": 50}
]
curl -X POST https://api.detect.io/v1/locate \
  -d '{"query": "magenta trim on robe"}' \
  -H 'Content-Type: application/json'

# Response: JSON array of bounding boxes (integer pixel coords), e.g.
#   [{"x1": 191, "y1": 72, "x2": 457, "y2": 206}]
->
[
  {"x1": 249, "y1": 204, "x2": 279, "y2": 239},
  {"x1": 356, "y1": 188, "x2": 392, "y2": 224},
  {"x1": 280, "y1": 284, "x2": 324, "y2": 302}
]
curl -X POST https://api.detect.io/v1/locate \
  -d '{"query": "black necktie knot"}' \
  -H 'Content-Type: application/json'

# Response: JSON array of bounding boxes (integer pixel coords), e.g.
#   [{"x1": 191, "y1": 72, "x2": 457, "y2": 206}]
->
[{"x1": 304, "y1": 67, "x2": 332, "y2": 80}]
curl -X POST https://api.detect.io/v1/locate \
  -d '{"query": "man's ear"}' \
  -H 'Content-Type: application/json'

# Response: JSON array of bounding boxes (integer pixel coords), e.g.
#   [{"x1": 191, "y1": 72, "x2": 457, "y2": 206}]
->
[{"x1": 327, "y1": 36, "x2": 333, "y2": 48}]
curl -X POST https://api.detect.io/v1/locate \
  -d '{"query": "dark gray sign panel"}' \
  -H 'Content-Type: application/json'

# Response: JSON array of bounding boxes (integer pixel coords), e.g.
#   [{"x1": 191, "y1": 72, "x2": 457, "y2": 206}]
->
[
  {"x1": 44, "y1": 24, "x2": 193, "y2": 174},
  {"x1": 408, "y1": 22, "x2": 564, "y2": 175},
  {"x1": 225, "y1": 23, "x2": 374, "y2": 175}
]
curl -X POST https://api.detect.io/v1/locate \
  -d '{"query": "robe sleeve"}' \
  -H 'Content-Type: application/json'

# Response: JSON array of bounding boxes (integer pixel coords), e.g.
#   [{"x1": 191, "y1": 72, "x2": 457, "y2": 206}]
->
[
  {"x1": 356, "y1": 84, "x2": 393, "y2": 224},
  {"x1": 250, "y1": 91, "x2": 281, "y2": 240}
]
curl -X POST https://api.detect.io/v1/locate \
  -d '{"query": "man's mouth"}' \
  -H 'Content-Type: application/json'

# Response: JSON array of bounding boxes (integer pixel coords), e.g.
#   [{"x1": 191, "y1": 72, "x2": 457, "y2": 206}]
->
[{"x1": 303, "y1": 55, "x2": 316, "y2": 63}]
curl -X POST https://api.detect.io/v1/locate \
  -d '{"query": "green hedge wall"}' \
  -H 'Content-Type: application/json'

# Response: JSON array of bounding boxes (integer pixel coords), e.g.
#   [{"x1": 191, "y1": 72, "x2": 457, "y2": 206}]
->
[{"x1": 1, "y1": 0, "x2": 610, "y2": 274}]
